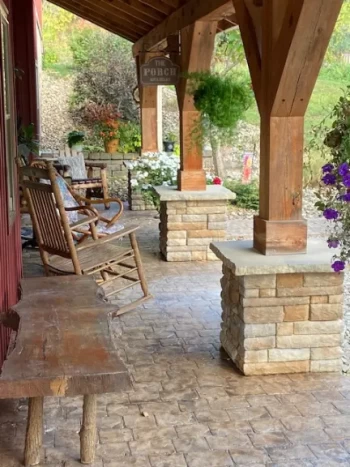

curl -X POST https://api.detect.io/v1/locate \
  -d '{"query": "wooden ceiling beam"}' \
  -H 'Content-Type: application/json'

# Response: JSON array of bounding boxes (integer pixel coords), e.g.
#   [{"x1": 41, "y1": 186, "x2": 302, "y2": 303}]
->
[
  {"x1": 106, "y1": 0, "x2": 166, "y2": 22},
  {"x1": 133, "y1": 0, "x2": 233, "y2": 56},
  {"x1": 139, "y1": 0, "x2": 173, "y2": 15},
  {"x1": 97, "y1": 0, "x2": 159, "y2": 28},
  {"x1": 82, "y1": 0, "x2": 150, "y2": 33},
  {"x1": 49, "y1": 0, "x2": 140, "y2": 42}
]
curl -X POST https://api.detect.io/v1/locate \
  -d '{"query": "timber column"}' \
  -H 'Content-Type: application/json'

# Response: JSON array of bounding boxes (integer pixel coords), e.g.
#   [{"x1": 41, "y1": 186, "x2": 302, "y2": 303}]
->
[
  {"x1": 137, "y1": 53, "x2": 160, "y2": 153},
  {"x1": 177, "y1": 22, "x2": 217, "y2": 191},
  {"x1": 233, "y1": 0, "x2": 343, "y2": 254}
]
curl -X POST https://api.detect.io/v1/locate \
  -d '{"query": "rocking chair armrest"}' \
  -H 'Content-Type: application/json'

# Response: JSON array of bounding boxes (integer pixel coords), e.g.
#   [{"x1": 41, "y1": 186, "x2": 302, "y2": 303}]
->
[
  {"x1": 65, "y1": 206, "x2": 100, "y2": 230},
  {"x1": 77, "y1": 225, "x2": 140, "y2": 251},
  {"x1": 73, "y1": 196, "x2": 124, "y2": 225},
  {"x1": 84, "y1": 161, "x2": 108, "y2": 170},
  {"x1": 69, "y1": 216, "x2": 99, "y2": 231}
]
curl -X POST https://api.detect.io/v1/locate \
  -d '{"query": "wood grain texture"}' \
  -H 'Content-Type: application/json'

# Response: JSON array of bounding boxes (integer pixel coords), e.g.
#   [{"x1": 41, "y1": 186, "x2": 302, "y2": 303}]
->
[
  {"x1": 138, "y1": 53, "x2": 160, "y2": 153},
  {"x1": 80, "y1": 395, "x2": 97, "y2": 464},
  {"x1": 176, "y1": 22, "x2": 217, "y2": 191},
  {"x1": 24, "y1": 397, "x2": 43, "y2": 467},
  {"x1": 133, "y1": 0, "x2": 232, "y2": 55},
  {"x1": 0, "y1": 276, "x2": 131, "y2": 399},
  {"x1": 234, "y1": 0, "x2": 342, "y2": 254},
  {"x1": 254, "y1": 217, "x2": 308, "y2": 255}
]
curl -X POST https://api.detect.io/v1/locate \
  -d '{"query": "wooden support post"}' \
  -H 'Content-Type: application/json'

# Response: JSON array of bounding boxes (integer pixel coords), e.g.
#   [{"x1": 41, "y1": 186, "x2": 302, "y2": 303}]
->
[
  {"x1": 24, "y1": 397, "x2": 44, "y2": 466},
  {"x1": 80, "y1": 394, "x2": 97, "y2": 465},
  {"x1": 137, "y1": 53, "x2": 160, "y2": 153},
  {"x1": 176, "y1": 21, "x2": 217, "y2": 191},
  {"x1": 233, "y1": 0, "x2": 343, "y2": 254}
]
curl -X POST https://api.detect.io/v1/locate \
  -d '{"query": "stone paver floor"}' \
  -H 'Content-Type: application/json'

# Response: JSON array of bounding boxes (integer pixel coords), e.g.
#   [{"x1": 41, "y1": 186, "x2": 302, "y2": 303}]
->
[{"x1": 3, "y1": 208, "x2": 350, "y2": 466}]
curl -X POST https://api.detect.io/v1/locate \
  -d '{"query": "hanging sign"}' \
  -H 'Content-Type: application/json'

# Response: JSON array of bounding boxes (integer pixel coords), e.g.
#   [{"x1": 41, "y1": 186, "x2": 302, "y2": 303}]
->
[{"x1": 140, "y1": 57, "x2": 180, "y2": 86}]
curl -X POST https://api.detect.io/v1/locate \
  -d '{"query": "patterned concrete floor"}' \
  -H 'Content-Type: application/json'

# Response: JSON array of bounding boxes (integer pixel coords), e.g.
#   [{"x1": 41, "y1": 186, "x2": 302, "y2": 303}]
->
[{"x1": 2, "y1": 209, "x2": 350, "y2": 466}]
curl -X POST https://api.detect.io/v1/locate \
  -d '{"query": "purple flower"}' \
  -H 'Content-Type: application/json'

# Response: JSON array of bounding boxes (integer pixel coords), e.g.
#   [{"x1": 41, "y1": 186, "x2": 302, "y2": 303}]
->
[
  {"x1": 332, "y1": 260, "x2": 346, "y2": 273},
  {"x1": 323, "y1": 208, "x2": 339, "y2": 220},
  {"x1": 322, "y1": 173, "x2": 336, "y2": 185},
  {"x1": 343, "y1": 174, "x2": 350, "y2": 188},
  {"x1": 340, "y1": 193, "x2": 350, "y2": 202},
  {"x1": 339, "y1": 162, "x2": 350, "y2": 176},
  {"x1": 322, "y1": 163, "x2": 334, "y2": 173},
  {"x1": 328, "y1": 238, "x2": 339, "y2": 248}
]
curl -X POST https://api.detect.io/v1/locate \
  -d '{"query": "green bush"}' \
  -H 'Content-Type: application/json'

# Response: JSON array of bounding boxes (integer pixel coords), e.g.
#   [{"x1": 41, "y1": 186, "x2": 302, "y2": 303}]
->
[
  {"x1": 69, "y1": 28, "x2": 139, "y2": 123},
  {"x1": 224, "y1": 180, "x2": 259, "y2": 210}
]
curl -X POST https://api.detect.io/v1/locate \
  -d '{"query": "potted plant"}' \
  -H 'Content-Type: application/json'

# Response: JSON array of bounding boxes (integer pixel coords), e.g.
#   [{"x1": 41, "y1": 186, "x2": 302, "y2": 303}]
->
[
  {"x1": 67, "y1": 130, "x2": 85, "y2": 152},
  {"x1": 17, "y1": 122, "x2": 39, "y2": 163},
  {"x1": 99, "y1": 119, "x2": 121, "y2": 153},
  {"x1": 163, "y1": 132, "x2": 177, "y2": 153}
]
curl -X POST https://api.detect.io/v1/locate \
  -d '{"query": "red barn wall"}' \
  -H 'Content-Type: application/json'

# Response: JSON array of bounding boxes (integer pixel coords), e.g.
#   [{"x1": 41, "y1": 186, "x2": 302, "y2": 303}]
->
[{"x1": 0, "y1": 0, "x2": 40, "y2": 367}]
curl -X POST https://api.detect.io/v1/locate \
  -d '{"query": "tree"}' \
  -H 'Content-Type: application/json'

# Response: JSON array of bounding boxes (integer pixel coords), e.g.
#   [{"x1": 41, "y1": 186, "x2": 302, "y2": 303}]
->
[
  {"x1": 70, "y1": 27, "x2": 139, "y2": 122},
  {"x1": 326, "y1": 0, "x2": 350, "y2": 62},
  {"x1": 42, "y1": 1, "x2": 77, "y2": 69}
]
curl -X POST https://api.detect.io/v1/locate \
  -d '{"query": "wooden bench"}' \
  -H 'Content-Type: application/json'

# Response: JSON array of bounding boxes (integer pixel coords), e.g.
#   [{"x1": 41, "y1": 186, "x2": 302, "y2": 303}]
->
[{"x1": 0, "y1": 276, "x2": 132, "y2": 466}]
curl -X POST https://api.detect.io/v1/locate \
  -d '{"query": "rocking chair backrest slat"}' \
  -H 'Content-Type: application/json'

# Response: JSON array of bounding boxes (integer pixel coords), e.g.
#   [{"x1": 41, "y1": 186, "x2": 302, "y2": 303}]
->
[{"x1": 21, "y1": 164, "x2": 80, "y2": 266}]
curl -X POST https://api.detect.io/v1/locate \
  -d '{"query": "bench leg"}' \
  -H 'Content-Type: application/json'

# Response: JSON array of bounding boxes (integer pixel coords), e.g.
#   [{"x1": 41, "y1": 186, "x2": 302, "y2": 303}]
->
[
  {"x1": 80, "y1": 394, "x2": 97, "y2": 464},
  {"x1": 24, "y1": 397, "x2": 44, "y2": 466}
]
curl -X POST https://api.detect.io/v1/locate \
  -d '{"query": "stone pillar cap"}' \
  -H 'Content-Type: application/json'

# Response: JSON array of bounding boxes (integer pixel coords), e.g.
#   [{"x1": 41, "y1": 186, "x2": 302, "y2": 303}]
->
[
  {"x1": 210, "y1": 239, "x2": 338, "y2": 276},
  {"x1": 154, "y1": 185, "x2": 236, "y2": 201}
]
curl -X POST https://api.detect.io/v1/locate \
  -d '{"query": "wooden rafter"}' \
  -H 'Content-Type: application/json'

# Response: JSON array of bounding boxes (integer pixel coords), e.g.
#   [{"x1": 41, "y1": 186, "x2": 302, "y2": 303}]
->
[
  {"x1": 49, "y1": 0, "x2": 140, "y2": 42},
  {"x1": 139, "y1": 0, "x2": 174, "y2": 15},
  {"x1": 132, "y1": 0, "x2": 233, "y2": 55},
  {"x1": 99, "y1": 0, "x2": 161, "y2": 26},
  {"x1": 82, "y1": 0, "x2": 150, "y2": 33},
  {"x1": 107, "y1": 0, "x2": 166, "y2": 22}
]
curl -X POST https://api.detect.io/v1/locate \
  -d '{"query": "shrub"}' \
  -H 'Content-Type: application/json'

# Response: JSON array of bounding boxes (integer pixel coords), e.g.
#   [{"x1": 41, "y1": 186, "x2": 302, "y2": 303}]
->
[
  {"x1": 70, "y1": 28, "x2": 139, "y2": 122},
  {"x1": 224, "y1": 180, "x2": 259, "y2": 210},
  {"x1": 129, "y1": 152, "x2": 179, "y2": 209}
]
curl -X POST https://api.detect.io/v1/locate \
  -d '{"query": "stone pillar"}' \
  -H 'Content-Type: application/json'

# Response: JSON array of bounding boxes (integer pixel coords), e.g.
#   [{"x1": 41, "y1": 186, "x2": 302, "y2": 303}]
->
[
  {"x1": 155, "y1": 185, "x2": 235, "y2": 262},
  {"x1": 211, "y1": 239, "x2": 344, "y2": 376}
]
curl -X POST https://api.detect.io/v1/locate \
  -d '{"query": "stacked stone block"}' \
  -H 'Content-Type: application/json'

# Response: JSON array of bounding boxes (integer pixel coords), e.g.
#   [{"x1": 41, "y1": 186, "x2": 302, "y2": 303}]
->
[
  {"x1": 129, "y1": 193, "x2": 156, "y2": 211},
  {"x1": 220, "y1": 267, "x2": 344, "y2": 375},
  {"x1": 84, "y1": 152, "x2": 139, "y2": 178},
  {"x1": 159, "y1": 200, "x2": 229, "y2": 262}
]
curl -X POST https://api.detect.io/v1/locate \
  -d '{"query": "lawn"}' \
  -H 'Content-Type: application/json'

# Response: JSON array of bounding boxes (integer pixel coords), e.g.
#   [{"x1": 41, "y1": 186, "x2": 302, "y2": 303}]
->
[{"x1": 243, "y1": 73, "x2": 348, "y2": 138}]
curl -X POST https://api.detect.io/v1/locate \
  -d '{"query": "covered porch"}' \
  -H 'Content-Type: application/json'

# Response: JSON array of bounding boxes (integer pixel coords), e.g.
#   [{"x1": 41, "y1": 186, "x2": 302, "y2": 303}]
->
[
  {"x1": 1, "y1": 0, "x2": 350, "y2": 465},
  {"x1": 0, "y1": 210, "x2": 347, "y2": 466}
]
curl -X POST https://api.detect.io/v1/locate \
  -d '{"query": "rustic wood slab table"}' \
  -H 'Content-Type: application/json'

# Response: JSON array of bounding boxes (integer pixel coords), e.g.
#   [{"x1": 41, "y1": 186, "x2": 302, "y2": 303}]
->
[{"x1": 0, "y1": 276, "x2": 131, "y2": 466}]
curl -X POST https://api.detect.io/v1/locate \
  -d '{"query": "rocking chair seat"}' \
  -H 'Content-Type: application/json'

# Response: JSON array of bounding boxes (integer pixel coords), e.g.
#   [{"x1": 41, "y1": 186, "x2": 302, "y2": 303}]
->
[{"x1": 49, "y1": 243, "x2": 133, "y2": 275}]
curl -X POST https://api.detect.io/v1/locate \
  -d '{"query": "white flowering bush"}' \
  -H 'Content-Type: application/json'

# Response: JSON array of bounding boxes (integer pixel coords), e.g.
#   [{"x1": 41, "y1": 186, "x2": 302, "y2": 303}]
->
[{"x1": 128, "y1": 152, "x2": 180, "y2": 208}]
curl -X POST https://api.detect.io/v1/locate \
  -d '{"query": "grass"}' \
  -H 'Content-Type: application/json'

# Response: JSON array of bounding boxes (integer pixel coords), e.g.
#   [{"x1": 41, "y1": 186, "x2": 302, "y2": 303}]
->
[
  {"x1": 242, "y1": 72, "x2": 348, "y2": 137},
  {"x1": 43, "y1": 62, "x2": 75, "y2": 77}
]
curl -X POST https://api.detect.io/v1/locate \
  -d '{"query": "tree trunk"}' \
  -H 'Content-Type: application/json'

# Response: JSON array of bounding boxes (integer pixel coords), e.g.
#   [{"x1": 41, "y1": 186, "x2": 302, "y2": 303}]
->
[{"x1": 210, "y1": 131, "x2": 225, "y2": 179}]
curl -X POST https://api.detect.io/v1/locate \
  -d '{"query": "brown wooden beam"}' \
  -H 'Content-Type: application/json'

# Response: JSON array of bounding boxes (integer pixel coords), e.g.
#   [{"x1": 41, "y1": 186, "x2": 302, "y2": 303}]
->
[
  {"x1": 177, "y1": 21, "x2": 217, "y2": 191},
  {"x1": 82, "y1": 0, "x2": 151, "y2": 34},
  {"x1": 133, "y1": 0, "x2": 232, "y2": 56},
  {"x1": 99, "y1": 0, "x2": 162, "y2": 27},
  {"x1": 49, "y1": 0, "x2": 139, "y2": 42},
  {"x1": 139, "y1": 0, "x2": 173, "y2": 15},
  {"x1": 107, "y1": 0, "x2": 166, "y2": 22},
  {"x1": 137, "y1": 53, "x2": 161, "y2": 153},
  {"x1": 233, "y1": 0, "x2": 343, "y2": 254}
]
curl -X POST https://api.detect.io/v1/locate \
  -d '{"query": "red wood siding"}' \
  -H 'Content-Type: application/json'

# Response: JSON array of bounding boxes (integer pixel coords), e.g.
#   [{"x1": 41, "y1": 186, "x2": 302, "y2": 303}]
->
[{"x1": 0, "y1": 0, "x2": 24, "y2": 368}]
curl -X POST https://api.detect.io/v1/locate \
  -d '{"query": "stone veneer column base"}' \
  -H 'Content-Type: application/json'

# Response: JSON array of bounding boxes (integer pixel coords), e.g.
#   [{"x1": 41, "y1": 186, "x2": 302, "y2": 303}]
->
[
  {"x1": 211, "y1": 240, "x2": 345, "y2": 376},
  {"x1": 155, "y1": 185, "x2": 235, "y2": 262}
]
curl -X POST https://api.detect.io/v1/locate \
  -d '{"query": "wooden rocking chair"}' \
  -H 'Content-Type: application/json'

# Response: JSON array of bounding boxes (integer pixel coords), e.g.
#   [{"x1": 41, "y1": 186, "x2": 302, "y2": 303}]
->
[{"x1": 20, "y1": 164, "x2": 152, "y2": 316}]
